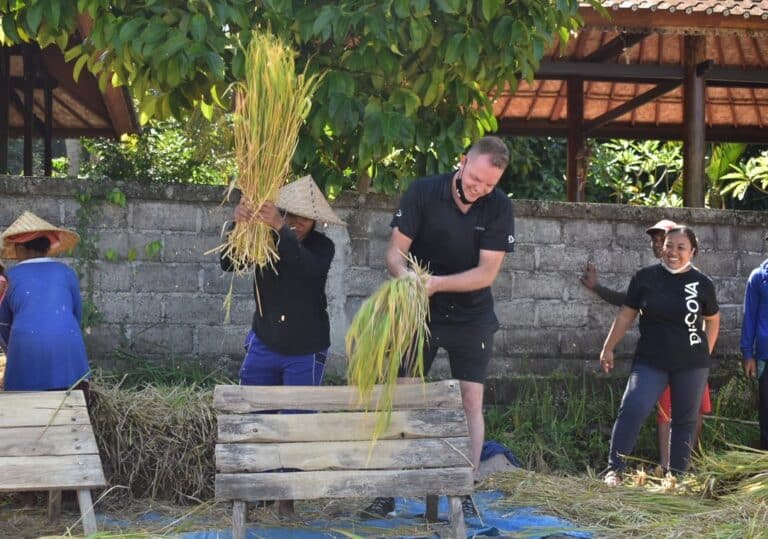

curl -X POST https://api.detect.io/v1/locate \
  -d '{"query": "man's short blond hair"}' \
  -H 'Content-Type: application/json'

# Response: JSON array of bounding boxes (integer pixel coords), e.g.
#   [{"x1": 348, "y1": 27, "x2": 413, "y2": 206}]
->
[{"x1": 468, "y1": 136, "x2": 509, "y2": 170}]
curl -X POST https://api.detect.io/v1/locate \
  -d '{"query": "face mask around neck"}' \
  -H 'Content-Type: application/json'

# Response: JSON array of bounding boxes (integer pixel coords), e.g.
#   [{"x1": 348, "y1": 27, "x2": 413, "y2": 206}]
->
[{"x1": 661, "y1": 261, "x2": 691, "y2": 274}]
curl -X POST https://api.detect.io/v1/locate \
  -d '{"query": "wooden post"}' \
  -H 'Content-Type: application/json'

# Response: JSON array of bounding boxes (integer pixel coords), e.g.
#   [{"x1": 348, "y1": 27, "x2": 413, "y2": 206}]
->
[
  {"x1": 44, "y1": 78, "x2": 53, "y2": 177},
  {"x1": 76, "y1": 489, "x2": 97, "y2": 536},
  {"x1": 566, "y1": 78, "x2": 585, "y2": 202},
  {"x1": 425, "y1": 494, "x2": 439, "y2": 522},
  {"x1": 22, "y1": 46, "x2": 35, "y2": 177},
  {"x1": 447, "y1": 496, "x2": 467, "y2": 539},
  {"x1": 0, "y1": 47, "x2": 8, "y2": 175},
  {"x1": 683, "y1": 35, "x2": 706, "y2": 208},
  {"x1": 232, "y1": 499, "x2": 246, "y2": 539}
]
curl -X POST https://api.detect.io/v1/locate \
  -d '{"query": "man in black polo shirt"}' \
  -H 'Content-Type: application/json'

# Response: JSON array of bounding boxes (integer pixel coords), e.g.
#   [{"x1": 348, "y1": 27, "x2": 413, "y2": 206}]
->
[{"x1": 361, "y1": 136, "x2": 515, "y2": 519}]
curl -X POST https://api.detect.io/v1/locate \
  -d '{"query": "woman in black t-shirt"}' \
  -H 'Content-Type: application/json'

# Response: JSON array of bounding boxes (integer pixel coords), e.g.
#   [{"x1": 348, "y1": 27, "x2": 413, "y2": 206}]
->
[{"x1": 599, "y1": 226, "x2": 720, "y2": 484}]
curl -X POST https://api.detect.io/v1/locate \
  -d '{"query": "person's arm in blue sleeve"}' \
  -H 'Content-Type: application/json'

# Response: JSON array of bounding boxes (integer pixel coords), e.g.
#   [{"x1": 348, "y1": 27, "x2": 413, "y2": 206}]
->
[{"x1": 741, "y1": 272, "x2": 759, "y2": 359}]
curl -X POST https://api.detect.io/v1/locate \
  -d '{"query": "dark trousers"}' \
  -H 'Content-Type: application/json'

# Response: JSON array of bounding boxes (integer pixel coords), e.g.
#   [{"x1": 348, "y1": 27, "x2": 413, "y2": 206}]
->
[
  {"x1": 609, "y1": 363, "x2": 709, "y2": 474},
  {"x1": 759, "y1": 363, "x2": 768, "y2": 450}
]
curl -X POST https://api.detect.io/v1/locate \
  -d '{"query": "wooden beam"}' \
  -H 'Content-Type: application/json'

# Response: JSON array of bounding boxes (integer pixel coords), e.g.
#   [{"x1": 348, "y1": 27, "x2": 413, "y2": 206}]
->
[
  {"x1": 8, "y1": 90, "x2": 46, "y2": 137},
  {"x1": 44, "y1": 78, "x2": 53, "y2": 176},
  {"x1": 536, "y1": 61, "x2": 683, "y2": 82},
  {"x1": 683, "y1": 35, "x2": 706, "y2": 208},
  {"x1": 0, "y1": 48, "x2": 8, "y2": 174},
  {"x1": 534, "y1": 61, "x2": 768, "y2": 88},
  {"x1": 583, "y1": 32, "x2": 649, "y2": 62},
  {"x1": 583, "y1": 80, "x2": 682, "y2": 134},
  {"x1": 497, "y1": 120, "x2": 768, "y2": 143},
  {"x1": 23, "y1": 46, "x2": 34, "y2": 176},
  {"x1": 566, "y1": 78, "x2": 585, "y2": 202}
]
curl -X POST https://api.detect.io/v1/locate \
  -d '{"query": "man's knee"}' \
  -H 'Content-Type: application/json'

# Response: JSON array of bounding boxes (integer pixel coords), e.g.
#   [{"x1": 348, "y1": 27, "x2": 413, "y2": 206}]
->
[{"x1": 459, "y1": 382, "x2": 484, "y2": 415}]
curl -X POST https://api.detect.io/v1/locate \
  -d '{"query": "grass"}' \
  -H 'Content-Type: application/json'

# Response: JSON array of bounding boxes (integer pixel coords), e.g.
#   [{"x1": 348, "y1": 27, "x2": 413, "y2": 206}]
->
[{"x1": 484, "y1": 372, "x2": 760, "y2": 474}]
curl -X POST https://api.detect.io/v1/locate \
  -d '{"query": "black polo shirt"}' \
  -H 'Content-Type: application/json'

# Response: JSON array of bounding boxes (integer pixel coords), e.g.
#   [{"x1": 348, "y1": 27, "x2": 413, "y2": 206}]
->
[
  {"x1": 391, "y1": 172, "x2": 515, "y2": 328},
  {"x1": 221, "y1": 225, "x2": 334, "y2": 355},
  {"x1": 624, "y1": 264, "x2": 719, "y2": 372}
]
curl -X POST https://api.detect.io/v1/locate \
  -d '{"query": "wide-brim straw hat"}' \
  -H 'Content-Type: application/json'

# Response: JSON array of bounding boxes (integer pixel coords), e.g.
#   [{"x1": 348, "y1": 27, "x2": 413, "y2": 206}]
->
[
  {"x1": 1, "y1": 211, "x2": 80, "y2": 259},
  {"x1": 277, "y1": 175, "x2": 346, "y2": 226}
]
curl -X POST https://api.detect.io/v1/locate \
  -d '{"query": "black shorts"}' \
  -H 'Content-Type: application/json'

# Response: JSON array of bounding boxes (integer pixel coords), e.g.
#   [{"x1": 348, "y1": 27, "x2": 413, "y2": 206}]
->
[{"x1": 399, "y1": 324, "x2": 496, "y2": 383}]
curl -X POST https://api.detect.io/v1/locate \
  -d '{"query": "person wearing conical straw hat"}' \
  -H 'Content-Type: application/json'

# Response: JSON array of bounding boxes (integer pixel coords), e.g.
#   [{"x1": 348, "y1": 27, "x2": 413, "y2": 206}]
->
[
  {"x1": 220, "y1": 175, "x2": 345, "y2": 516},
  {"x1": 0, "y1": 212, "x2": 91, "y2": 393}
]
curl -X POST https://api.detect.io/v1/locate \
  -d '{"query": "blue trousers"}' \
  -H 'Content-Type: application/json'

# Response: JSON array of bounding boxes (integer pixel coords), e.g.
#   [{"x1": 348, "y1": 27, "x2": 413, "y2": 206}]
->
[
  {"x1": 609, "y1": 362, "x2": 709, "y2": 474},
  {"x1": 239, "y1": 331, "x2": 326, "y2": 386},
  {"x1": 758, "y1": 361, "x2": 768, "y2": 450}
]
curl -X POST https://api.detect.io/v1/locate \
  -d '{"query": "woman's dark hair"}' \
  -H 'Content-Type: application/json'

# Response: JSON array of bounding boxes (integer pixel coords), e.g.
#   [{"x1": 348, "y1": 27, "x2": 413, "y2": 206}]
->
[
  {"x1": 665, "y1": 226, "x2": 698, "y2": 256},
  {"x1": 22, "y1": 236, "x2": 51, "y2": 255}
]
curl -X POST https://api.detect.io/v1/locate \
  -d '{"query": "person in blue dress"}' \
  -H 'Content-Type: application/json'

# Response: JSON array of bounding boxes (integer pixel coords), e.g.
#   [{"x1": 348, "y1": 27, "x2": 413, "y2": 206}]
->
[{"x1": 0, "y1": 211, "x2": 90, "y2": 392}]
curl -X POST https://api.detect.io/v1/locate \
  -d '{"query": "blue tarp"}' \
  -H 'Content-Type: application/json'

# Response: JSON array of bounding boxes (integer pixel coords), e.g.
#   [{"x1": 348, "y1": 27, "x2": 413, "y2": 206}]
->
[{"x1": 174, "y1": 491, "x2": 590, "y2": 539}]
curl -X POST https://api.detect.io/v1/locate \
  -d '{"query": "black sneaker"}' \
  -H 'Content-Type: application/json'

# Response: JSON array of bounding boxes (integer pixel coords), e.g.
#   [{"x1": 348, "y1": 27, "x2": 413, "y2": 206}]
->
[
  {"x1": 461, "y1": 495, "x2": 479, "y2": 518},
  {"x1": 359, "y1": 497, "x2": 395, "y2": 519}
]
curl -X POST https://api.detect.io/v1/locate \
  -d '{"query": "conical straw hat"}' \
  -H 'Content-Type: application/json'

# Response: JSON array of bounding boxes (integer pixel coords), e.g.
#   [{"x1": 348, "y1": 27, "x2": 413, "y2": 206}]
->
[
  {"x1": 277, "y1": 175, "x2": 346, "y2": 226},
  {"x1": 1, "y1": 211, "x2": 80, "y2": 259}
]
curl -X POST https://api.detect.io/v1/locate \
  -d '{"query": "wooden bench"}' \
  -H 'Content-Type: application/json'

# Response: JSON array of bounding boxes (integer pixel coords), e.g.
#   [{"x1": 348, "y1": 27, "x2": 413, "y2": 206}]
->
[
  {"x1": 214, "y1": 379, "x2": 474, "y2": 539},
  {"x1": 0, "y1": 390, "x2": 106, "y2": 536}
]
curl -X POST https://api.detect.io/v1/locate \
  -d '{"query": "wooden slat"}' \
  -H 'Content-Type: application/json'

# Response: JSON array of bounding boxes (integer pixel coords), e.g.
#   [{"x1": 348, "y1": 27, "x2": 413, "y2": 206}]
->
[
  {"x1": 213, "y1": 380, "x2": 463, "y2": 413},
  {"x1": 215, "y1": 468, "x2": 474, "y2": 501},
  {"x1": 216, "y1": 437, "x2": 472, "y2": 472},
  {"x1": 0, "y1": 391, "x2": 88, "y2": 428},
  {"x1": 0, "y1": 455, "x2": 106, "y2": 491},
  {"x1": 0, "y1": 425, "x2": 99, "y2": 457},
  {"x1": 218, "y1": 409, "x2": 467, "y2": 443}
]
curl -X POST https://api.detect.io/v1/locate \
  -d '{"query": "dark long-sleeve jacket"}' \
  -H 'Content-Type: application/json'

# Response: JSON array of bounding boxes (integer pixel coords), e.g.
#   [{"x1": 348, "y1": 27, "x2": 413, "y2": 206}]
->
[{"x1": 221, "y1": 224, "x2": 335, "y2": 355}]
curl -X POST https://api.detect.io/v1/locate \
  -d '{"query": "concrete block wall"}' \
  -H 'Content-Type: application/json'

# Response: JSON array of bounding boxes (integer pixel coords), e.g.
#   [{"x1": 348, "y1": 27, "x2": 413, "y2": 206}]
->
[{"x1": 1, "y1": 176, "x2": 766, "y2": 378}]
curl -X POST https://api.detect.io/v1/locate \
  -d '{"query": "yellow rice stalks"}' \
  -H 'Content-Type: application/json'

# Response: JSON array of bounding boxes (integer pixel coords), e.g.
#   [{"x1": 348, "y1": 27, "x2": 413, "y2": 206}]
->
[
  {"x1": 694, "y1": 444, "x2": 768, "y2": 499},
  {"x1": 213, "y1": 31, "x2": 322, "y2": 272},
  {"x1": 345, "y1": 254, "x2": 431, "y2": 440}
]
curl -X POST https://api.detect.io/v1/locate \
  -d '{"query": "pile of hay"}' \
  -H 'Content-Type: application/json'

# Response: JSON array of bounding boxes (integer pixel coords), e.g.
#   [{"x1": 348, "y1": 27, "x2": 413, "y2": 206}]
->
[
  {"x1": 90, "y1": 382, "x2": 217, "y2": 503},
  {"x1": 487, "y1": 462, "x2": 768, "y2": 537}
]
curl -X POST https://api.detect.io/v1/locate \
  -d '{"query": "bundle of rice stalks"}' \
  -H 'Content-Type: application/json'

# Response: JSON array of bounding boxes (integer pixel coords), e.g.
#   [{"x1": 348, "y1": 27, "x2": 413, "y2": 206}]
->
[
  {"x1": 90, "y1": 382, "x2": 216, "y2": 503},
  {"x1": 345, "y1": 255, "x2": 430, "y2": 440},
  {"x1": 216, "y1": 31, "x2": 322, "y2": 272},
  {"x1": 695, "y1": 445, "x2": 768, "y2": 499},
  {"x1": 487, "y1": 468, "x2": 768, "y2": 538}
]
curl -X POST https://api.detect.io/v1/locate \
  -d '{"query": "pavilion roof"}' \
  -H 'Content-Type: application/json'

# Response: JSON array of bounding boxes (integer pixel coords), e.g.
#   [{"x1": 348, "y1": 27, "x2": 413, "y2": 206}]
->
[{"x1": 494, "y1": 0, "x2": 768, "y2": 141}]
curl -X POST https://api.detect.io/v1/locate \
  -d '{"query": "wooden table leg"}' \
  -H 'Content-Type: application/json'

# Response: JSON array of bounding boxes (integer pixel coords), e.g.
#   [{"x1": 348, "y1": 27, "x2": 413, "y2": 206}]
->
[{"x1": 76, "y1": 489, "x2": 97, "y2": 536}]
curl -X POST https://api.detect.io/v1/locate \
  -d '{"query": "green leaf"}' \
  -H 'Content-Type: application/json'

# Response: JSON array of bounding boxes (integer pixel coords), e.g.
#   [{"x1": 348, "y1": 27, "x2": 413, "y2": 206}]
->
[
  {"x1": 190, "y1": 13, "x2": 207, "y2": 42},
  {"x1": 145, "y1": 240, "x2": 162, "y2": 259},
  {"x1": 26, "y1": 2, "x2": 43, "y2": 33},
  {"x1": 481, "y1": 0, "x2": 501, "y2": 21},
  {"x1": 126, "y1": 248, "x2": 137, "y2": 262},
  {"x1": 140, "y1": 20, "x2": 167, "y2": 44},
  {"x1": 63, "y1": 44, "x2": 82, "y2": 63},
  {"x1": 48, "y1": 0, "x2": 61, "y2": 29},
  {"x1": 72, "y1": 54, "x2": 88, "y2": 81},
  {"x1": 393, "y1": 0, "x2": 410, "y2": 18},
  {"x1": 104, "y1": 249, "x2": 119, "y2": 262},
  {"x1": 444, "y1": 34, "x2": 463, "y2": 64},
  {"x1": 199, "y1": 98, "x2": 214, "y2": 120},
  {"x1": 463, "y1": 33, "x2": 480, "y2": 71},
  {"x1": 492, "y1": 16, "x2": 513, "y2": 47},
  {"x1": 313, "y1": 5, "x2": 336, "y2": 38},
  {"x1": 434, "y1": 0, "x2": 460, "y2": 15},
  {"x1": 118, "y1": 18, "x2": 145, "y2": 46}
]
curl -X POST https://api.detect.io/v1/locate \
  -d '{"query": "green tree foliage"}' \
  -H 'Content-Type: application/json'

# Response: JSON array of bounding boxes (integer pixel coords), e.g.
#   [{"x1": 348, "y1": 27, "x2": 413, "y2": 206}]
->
[
  {"x1": 0, "y1": 0, "x2": 593, "y2": 192},
  {"x1": 587, "y1": 139, "x2": 684, "y2": 207},
  {"x1": 81, "y1": 116, "x2": 235, "y2": 184},
  {"x1": 501, "y1": 137, "x2": 567, "y2": 200}
]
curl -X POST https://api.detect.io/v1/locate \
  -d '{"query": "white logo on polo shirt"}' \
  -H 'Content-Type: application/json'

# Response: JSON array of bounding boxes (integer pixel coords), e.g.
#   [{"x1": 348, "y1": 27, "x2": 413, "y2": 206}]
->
[
  {"x1": 684, "y1": 281, "x2": 701, "y2": 346},
  {"x1": 508, "y1": 235, "x2": 515, "y2": 244},
  {"x1": 395, "y1": 209, "x2": 402, "y2": 217}
]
